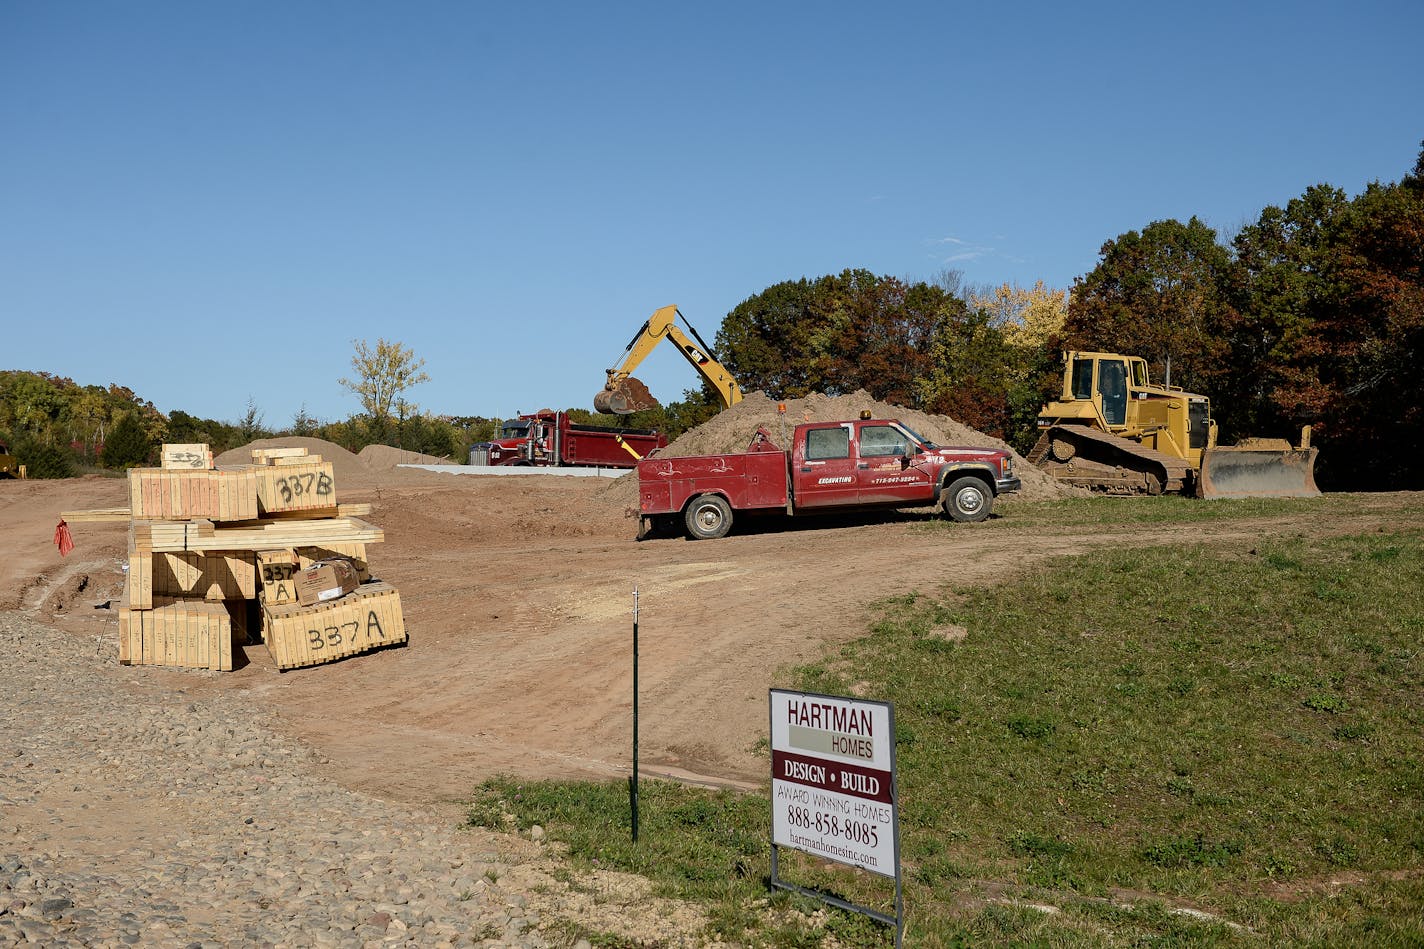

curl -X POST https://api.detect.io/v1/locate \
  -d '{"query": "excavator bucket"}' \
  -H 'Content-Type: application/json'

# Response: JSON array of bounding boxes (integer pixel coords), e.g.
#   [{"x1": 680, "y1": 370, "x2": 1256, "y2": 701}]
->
[
  {"x1": 1198, "y1": 446, "x2": 1320, "y2": 499},
  {"x1": 594, "y1": 376, "x2": 659, "y2": 414}
]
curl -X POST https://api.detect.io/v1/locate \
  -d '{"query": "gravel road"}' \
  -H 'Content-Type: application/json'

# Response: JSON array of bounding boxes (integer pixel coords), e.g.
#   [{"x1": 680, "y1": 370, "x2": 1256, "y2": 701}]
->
[{"x1": 0, "y1": 612, "x2": 624, "y2": 948}]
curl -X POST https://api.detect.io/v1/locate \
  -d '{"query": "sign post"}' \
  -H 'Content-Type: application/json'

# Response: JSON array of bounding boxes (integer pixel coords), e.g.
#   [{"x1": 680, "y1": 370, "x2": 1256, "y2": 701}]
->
[{"x1": 769, "y1": 689, "x2": 902, "y2": 946}]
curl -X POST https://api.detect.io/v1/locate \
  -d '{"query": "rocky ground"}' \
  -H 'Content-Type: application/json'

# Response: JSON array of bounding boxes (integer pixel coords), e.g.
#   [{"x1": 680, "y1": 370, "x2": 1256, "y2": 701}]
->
[{"x1": 0, "y1": 612, "x2": 707, "y2": 948}]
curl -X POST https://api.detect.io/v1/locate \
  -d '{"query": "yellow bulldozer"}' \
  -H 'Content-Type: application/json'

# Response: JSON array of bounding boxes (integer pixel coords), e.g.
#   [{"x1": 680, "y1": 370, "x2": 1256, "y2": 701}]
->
[{"x1": 1028, "y1": 351, "x2": 1319, "y2": 499}]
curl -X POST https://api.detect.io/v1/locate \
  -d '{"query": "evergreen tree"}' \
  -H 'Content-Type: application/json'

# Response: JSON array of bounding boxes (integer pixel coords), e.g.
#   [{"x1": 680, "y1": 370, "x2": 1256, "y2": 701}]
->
[{"x1": 101, "y1": 413, "x2": 154, "y2": 469}]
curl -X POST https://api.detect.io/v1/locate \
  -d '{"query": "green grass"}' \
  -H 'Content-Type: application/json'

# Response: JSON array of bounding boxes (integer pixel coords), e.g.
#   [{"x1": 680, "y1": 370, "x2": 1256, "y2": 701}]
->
[
  {"x1": 468, "y1": 525, "x2": 1424, "y2": 946},
  {"x1": 981, "y1": 491, "x2": 1424, "y2": 531}
]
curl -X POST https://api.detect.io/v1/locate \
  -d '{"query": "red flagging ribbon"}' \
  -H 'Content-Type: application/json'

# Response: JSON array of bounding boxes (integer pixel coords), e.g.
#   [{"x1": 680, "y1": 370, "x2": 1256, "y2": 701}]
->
[{"x1": 54, "y1": 519, "x2": 75, "y2": 557}]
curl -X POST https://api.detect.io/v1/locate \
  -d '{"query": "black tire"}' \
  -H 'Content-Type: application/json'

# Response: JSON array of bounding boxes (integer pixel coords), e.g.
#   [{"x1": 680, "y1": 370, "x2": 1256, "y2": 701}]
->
[
  {"x1": 684, "y1": 494, "x2": 733, "y2": 540},
  {"x1": 943, "y1": 476, "x2": 993, "y2": 523}
]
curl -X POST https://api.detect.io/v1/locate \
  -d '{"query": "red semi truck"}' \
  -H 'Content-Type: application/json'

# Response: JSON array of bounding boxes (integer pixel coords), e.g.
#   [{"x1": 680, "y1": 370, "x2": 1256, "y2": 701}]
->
[
  {"x1": 636, "y1": 415, "x2": 1021, "y2": 539},
  {"x1": 469, "y1": 410, "x2": 668, "y2": 469}
]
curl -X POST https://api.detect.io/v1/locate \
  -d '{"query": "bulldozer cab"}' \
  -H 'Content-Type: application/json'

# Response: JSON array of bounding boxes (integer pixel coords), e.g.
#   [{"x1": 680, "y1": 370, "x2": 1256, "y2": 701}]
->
[{"x1": 1063, "y1": 353, "x2": 1151, "y2": 428}]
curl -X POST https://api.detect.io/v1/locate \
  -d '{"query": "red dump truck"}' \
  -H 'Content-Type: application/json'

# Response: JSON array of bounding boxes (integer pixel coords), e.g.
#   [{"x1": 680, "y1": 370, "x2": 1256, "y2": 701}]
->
[
  {"x1": 469, "y1": 410, "x2": 667, "y2": 469},
  {"x1": 636, "y1": 415, "x2": 1021, "y2": 539}
]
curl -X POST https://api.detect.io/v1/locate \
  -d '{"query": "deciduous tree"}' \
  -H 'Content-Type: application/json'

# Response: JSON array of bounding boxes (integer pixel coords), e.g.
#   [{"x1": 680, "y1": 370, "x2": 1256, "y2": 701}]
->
[
  {"x1": 338, "y1": 339, "x2": 431, "y2": 423},
  {"x1": 1064, "y1": 217, "x2": 1240, "y2": 428}
]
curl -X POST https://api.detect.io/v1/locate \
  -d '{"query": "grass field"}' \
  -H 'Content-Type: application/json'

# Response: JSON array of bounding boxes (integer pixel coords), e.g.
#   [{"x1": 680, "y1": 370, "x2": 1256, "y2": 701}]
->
[{"x1": 468, "y1": 505, "x2": 1424, "y2": 946}]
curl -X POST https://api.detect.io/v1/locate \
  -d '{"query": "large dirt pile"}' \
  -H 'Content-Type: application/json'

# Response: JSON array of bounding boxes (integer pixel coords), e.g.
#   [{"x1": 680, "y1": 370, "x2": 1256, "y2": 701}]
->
[
  {"x1": 600, "y1": 390, "x2": 1071, "y2": 505},
  {"x1": 215, "y1": 437, "x2": 446, "y2": 491},
  {"x1": 358, "y1": 445, "x2": 454, "y2": 469},
  {"x1": 216, "y1": 437, "x2": 368, "y2": 481}
]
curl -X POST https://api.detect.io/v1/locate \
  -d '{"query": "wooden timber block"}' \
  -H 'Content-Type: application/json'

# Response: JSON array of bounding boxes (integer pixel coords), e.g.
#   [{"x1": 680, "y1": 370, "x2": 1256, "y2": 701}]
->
[
  {"x1": 125, "y1": 546, "x2": 153, "y2": 610},
  {"x1": 161, "y1": 443, "x2": 213, "y2": 470},
  {"x1": 117, "y1": 597, "x2": 244, "y2": 671},
  {"x1": 253, "y1": 461, "x2": 337, "y2": 517},
  {"x1": 251, "y1": 447, "x2": 310, "y2": 464},
  {"x1": 58, "y1": 507, "x2": 131, "y2": 523},
  {"x1": 128, "y1": 467, "x2": 259, "y2": 522},
  {"x1": 262, "y1": 582, "x2": 406, "y2": 671},
  {"x1": 257, "y1": 549, "x2": 301, "y2": 607},
  {"x1": 133, "y1": 516, "x2": 382, "y2": 554},
  {"x1": 152, "y1": 551, "x2": 257, "y2": 601}
]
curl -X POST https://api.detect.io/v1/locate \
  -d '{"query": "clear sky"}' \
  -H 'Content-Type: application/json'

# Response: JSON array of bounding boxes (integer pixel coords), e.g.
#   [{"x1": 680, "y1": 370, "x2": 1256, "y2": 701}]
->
[{"x1": 3, "y1": 1, "x2": 1421, "y2": 426}]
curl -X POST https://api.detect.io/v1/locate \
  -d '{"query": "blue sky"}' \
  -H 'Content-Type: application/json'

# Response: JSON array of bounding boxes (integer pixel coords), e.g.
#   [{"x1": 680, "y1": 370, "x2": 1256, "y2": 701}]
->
[{"x1": 3, "y1": 1, "x2": 1421, "y2": 426}]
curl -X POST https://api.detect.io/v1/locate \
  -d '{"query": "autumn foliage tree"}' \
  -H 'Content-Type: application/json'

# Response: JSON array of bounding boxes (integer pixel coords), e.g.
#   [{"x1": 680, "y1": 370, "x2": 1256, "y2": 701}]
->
[
  {"x1": 338, "y1": 339, "x2": 431, "y2": 427},
  {"x1": 1268, "y1": 160, "x2": 1424, "y2": 488},
  {"x1": 716, "y1": 270, "x2": 944, "y2": 404},
  {"x1": 966, "y1": 282, "x2": 1070, "y2": 452},
  {"x1": 716, "y1": 269, "x2": 1015, "y2": 434},
  {"x1": 1062, "y1": 217, "x2": 1241, "y2": 422}
]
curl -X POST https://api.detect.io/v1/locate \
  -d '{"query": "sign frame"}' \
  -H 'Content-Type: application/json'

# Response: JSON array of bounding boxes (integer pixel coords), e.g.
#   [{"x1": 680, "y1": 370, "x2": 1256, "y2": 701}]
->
[{"x1": 769, "y1": 688, "x2": 902, "y2": 946}]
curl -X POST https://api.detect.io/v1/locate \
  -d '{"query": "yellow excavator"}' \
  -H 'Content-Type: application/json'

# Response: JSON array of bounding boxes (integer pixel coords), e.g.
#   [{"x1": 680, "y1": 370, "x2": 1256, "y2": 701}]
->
[
  {"x1": 1028, "y1": 351, "x2": 1319, "y2": 498},
  {"x1": 594, "y1": 305, "x2": 743, "y2": 414}
]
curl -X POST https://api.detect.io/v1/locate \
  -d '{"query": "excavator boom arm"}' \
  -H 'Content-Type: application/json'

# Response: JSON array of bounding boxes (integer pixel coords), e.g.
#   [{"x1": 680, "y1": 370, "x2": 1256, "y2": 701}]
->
[{"x1": 595, "y1": 305, "x2": 743, "y2": 413}]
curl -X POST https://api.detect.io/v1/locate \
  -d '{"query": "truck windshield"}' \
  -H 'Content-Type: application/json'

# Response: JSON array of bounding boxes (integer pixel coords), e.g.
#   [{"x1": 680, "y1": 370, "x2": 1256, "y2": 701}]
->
[{"x1": 501, "y1": 422, "x2": 530, "y2": 438}]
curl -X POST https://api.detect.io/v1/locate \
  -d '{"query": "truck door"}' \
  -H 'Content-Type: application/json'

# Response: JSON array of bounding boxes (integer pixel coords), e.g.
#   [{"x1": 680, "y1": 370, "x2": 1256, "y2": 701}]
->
[
  {"x1": 792, "y1": 423, "x2": 860, "y2": 508},
  {"x1": 855, "y1": 423, "x2": 934, "y2": 504}
]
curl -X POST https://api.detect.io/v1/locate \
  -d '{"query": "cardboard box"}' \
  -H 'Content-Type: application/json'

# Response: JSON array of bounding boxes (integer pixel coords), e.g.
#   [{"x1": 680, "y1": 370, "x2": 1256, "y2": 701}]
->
[{"x1": 295, "y1": 559, "x2": 359, "y2": 606}]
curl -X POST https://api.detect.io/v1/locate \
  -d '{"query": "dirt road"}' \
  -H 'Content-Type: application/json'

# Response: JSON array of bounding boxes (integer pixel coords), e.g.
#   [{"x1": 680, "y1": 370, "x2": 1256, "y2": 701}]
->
[{"x1": 4, "y1": 470, "x2": 1411, "y2": 808}]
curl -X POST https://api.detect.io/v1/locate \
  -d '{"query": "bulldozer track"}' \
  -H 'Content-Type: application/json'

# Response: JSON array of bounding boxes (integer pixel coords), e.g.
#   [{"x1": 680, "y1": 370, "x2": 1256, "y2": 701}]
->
[{"x1": 1031, "y1": 425, "x2": 1194, "y2": 495}]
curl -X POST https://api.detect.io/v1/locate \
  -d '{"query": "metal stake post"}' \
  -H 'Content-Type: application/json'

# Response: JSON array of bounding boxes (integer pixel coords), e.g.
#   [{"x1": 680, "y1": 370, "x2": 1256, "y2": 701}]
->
[{"x1": 629, "y1": 587, "x2": 640, "y2": 843}]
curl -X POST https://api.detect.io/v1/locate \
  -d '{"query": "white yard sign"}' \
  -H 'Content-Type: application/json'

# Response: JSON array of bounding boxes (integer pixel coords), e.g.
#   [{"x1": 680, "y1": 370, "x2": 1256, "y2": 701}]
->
[{"x1": 770, "y1": 690, "x2": 898, "y2": 878}]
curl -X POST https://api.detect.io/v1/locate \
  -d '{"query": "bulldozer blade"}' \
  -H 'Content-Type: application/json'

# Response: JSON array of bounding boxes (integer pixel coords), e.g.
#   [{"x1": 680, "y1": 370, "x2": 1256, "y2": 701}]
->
[
  {"x1": 1198, "y1": 447, "x2": 1320, "y2": 499},
  {"x1": 594, "y1": 377, "x2": 659, "y2": 414}
]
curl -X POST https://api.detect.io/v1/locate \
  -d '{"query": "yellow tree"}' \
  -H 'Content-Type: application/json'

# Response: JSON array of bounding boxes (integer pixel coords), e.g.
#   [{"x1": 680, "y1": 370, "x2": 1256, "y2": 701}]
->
[
  {"x1": 967, "y1": 281, "x2": 1070, "y2": 453},
  {"x1": 970, "y1": 280, "x2": 1068, "y2": 351},
  {"x1": 338, "y1": 338, "x2": 431, "y2": 423}
]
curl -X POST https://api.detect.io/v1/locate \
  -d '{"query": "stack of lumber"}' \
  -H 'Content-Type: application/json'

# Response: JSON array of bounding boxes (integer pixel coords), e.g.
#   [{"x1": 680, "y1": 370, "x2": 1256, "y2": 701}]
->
[
  {"x1": 68, "y1": 443, "x2": 408, "y2": 672},
  {"x1": 263, "y1": 581, "x2": 406, "y2": 671}
]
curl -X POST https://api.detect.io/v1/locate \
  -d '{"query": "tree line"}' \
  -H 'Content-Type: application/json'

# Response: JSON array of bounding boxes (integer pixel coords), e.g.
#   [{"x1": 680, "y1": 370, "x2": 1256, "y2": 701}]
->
[
  {"x1": 0, "y1": 369, "x2": 502, "y2": 478},
  {"x1": 3, "y1": 144, "x2": 1418, "y2": 489},
  {"x1": 705, "y1": 144, "x2": 1424, "y2": 491}
]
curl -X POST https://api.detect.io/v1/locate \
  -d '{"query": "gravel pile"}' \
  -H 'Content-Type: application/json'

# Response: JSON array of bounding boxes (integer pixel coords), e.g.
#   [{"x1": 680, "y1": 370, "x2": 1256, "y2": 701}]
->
[{"x1": 0, "y1": 612, "x2": 561, "y2": 948}]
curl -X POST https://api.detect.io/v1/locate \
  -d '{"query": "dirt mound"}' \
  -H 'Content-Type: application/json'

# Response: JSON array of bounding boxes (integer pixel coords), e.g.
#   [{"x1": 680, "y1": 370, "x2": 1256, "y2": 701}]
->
[
  {"x1": 358, "y1": 445, "x2": 454, "y2": 469},
  {"x1": 216, "y1": 436, "x2": 367, "y2": 480},
  {"x1": 215, "y1": 436, "x2": 448, "y2": 492},
  {"x1": 599, "y1": 390, "x2": 1071, "y2": 505}
]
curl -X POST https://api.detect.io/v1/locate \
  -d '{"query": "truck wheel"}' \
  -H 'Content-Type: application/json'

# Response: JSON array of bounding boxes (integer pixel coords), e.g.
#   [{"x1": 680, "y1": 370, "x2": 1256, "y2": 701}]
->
[
  {"x1": 943, "y1": 477, "x2": 992, "y2": 523},
  {"x1": 684, "y1": 494, "x2": 733, "y2": 540}
]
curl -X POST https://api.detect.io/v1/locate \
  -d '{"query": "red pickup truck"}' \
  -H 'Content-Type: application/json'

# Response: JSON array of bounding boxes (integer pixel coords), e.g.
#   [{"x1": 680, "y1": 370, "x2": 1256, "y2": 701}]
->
[{"x1": 636, "y1": 416, "x2": 1021, "y2": 539}]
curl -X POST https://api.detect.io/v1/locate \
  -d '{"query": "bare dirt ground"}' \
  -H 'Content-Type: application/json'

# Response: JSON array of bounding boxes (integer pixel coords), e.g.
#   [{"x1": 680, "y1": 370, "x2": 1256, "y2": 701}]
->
[{"x1": 4, "y1": 463, "x2": 1415, "y2": 811}]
